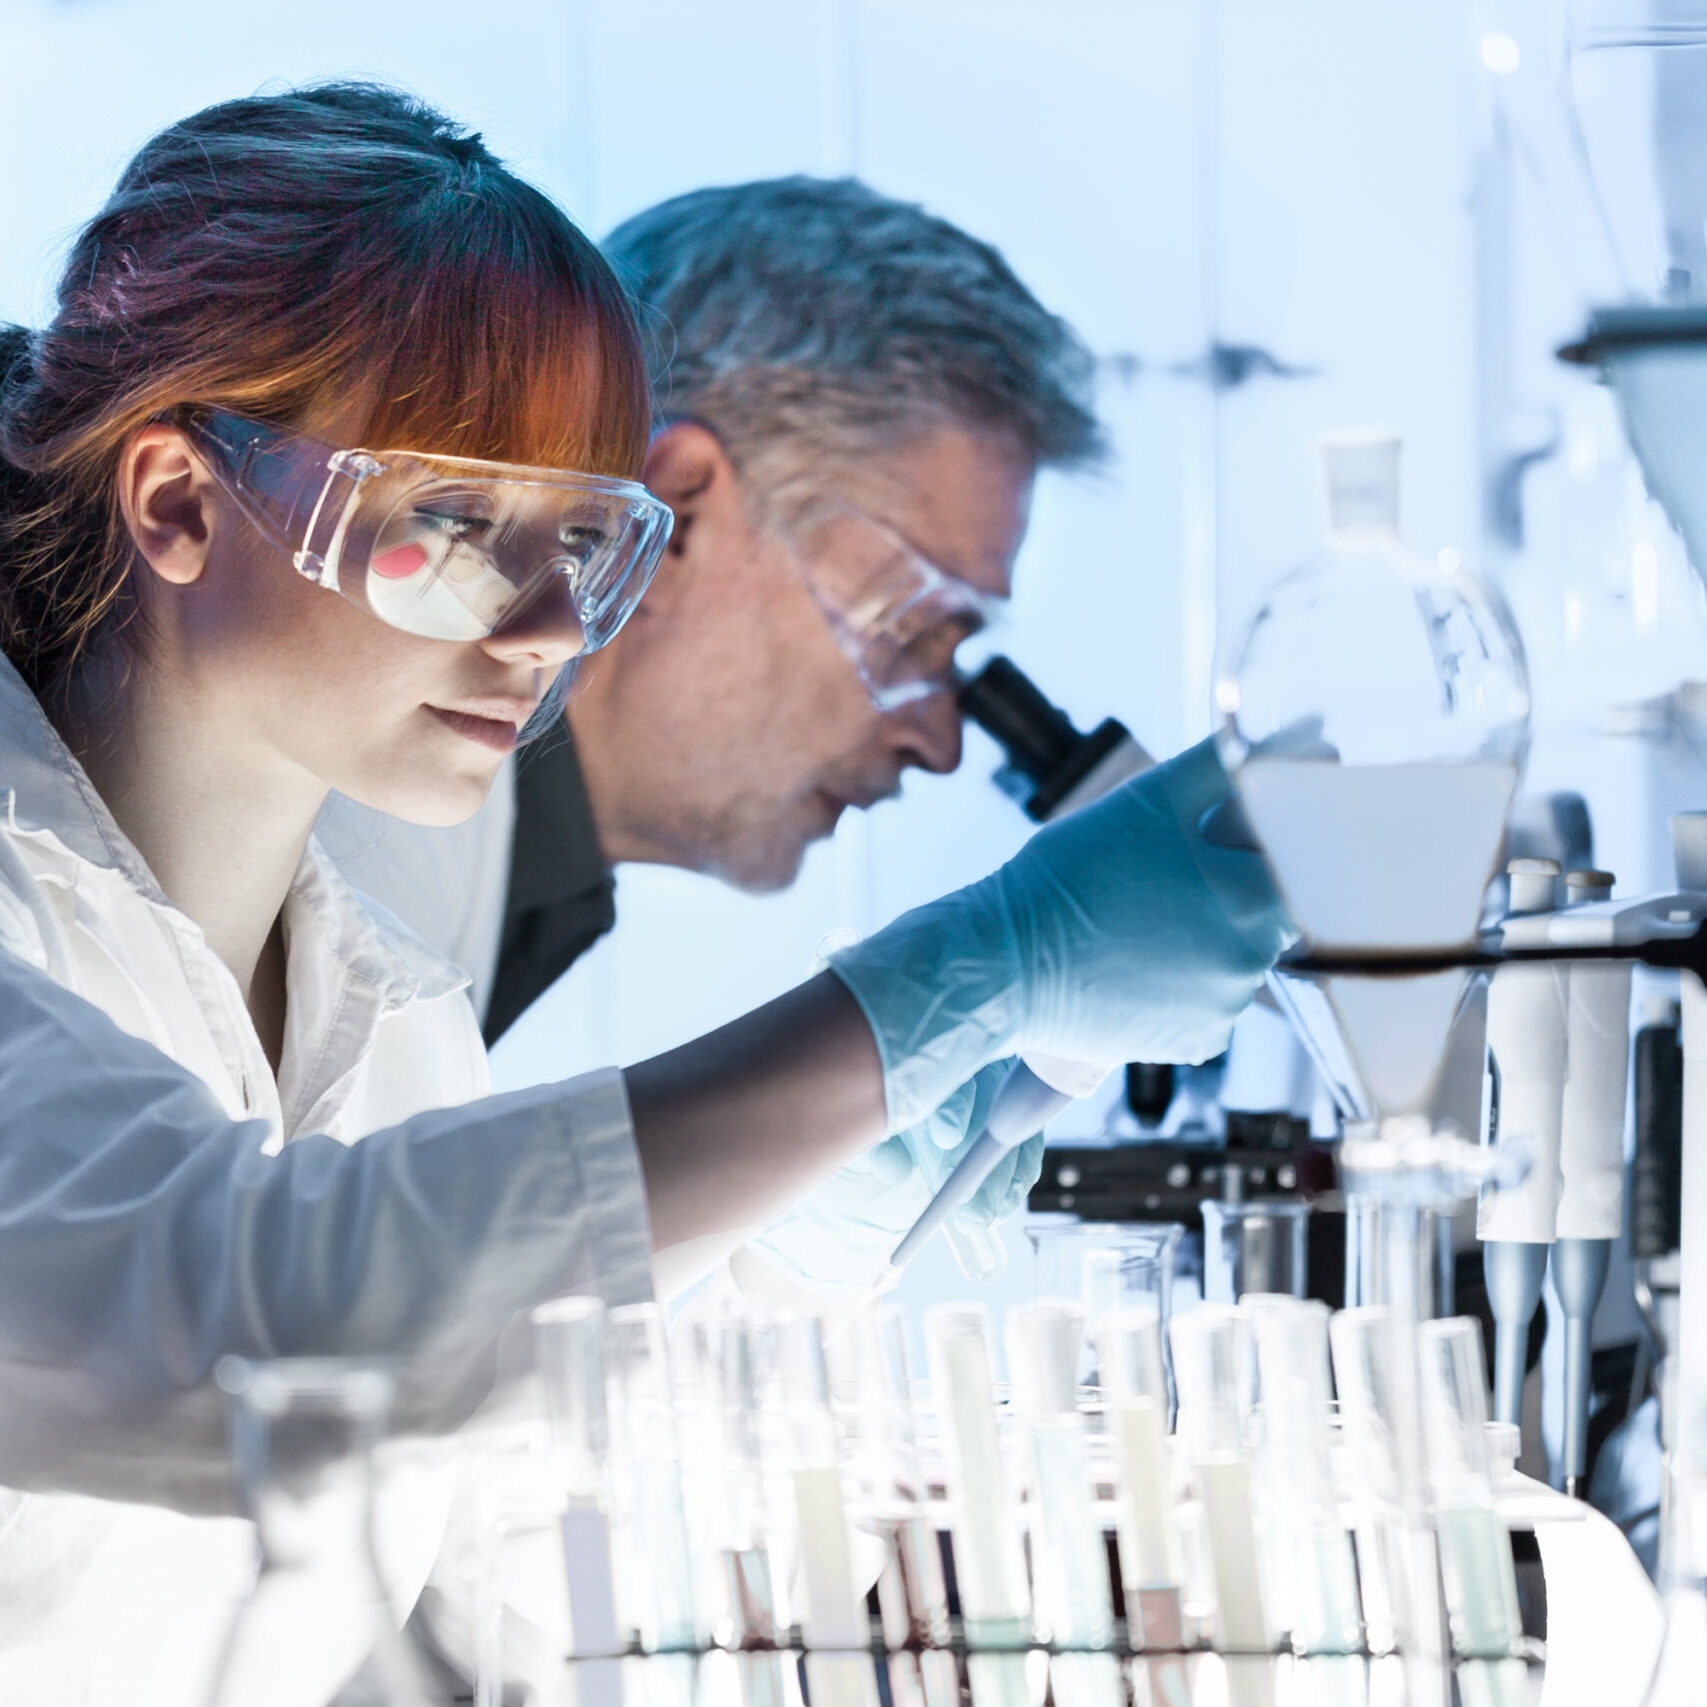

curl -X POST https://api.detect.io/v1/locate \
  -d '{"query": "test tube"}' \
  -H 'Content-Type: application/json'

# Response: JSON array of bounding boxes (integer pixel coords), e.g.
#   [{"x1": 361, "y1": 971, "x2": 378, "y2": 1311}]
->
[
  {"x1": 770, "y1": 1314, "x2": 879, "y2": 1707},
  {"x1": 604, "y1": 1303, "x2": 699, "y2": 1654},
  {"x1": 1416, "y1": 1319, "x2": 1522, "y2": 1662},
  {"x1": 1245, "y1": 1297, "x2": 1363, "y2": 1656},
  {"x1": 923, "y1": 1304, "x2": 1031, "y2": 1654},
  {"x1": 1005, "y1": 1303, "x2": 1115, "y2": 1652},
  {"x1": 1329, "y1": 1307, "x2": 1447, "y2": 1681},
  {"x1": 1094, "y1": 1306, "x2": 1184, "y2": 1650},
  {"x1": 677, "y1": 1314, "x2": 784, "y2": 1653},
  {"x1": 831, "y1": 1307, "x2": 952, "y2": 1654},
  {"x1": 533, "y1": 1296, "x2": 625, "y2": 1662},
  {"x1": 1168, "y1": 1306, "x2": 1272, "y2": 1653}
]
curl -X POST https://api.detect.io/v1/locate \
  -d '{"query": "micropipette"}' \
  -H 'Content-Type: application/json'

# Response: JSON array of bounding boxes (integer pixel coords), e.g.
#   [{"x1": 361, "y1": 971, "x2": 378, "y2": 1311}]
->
[{"x1": 878, "y1": 1060, "x2": 1077, "y2": 1287}]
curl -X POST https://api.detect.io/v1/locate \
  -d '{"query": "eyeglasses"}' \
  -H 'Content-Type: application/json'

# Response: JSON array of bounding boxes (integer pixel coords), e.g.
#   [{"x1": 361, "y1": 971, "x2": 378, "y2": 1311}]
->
[
  {"x1": 184, "y1": 410, "x2": 673, "y2": 649},
  {"x1": 785, "y1": 508, "x2": 1006, "y2": 710}
]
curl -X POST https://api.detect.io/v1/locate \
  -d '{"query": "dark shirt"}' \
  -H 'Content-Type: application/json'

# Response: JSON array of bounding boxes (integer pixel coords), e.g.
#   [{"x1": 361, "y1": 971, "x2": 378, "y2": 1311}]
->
[{"x1": 483, "y1": 725, "x2": 617, "y2": 1046}]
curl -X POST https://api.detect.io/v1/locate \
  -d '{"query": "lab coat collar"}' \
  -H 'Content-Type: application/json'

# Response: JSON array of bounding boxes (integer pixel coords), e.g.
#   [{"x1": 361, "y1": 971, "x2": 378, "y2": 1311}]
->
[{"x1": 0, "y1": 650, "x2": 469, "y2": 1014}]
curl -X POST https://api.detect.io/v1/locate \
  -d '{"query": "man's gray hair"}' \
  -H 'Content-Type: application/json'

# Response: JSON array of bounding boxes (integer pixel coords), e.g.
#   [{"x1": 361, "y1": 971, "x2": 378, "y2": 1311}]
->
[{"x1": 603, "y1": 177, "x2": 1103, "y2": 508}]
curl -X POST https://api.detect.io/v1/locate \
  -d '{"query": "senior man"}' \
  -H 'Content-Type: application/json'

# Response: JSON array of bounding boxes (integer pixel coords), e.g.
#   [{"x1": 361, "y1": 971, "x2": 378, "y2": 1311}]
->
[{"x1": 320, "y1": 175, "x2": 1102, "y2": 1042}]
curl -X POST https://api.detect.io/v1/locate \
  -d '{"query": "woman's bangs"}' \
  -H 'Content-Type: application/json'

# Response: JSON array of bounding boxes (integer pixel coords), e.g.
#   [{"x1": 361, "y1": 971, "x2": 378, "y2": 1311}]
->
[{"x1": 354, "y1": 246, "x2": 650, "y2": 481}]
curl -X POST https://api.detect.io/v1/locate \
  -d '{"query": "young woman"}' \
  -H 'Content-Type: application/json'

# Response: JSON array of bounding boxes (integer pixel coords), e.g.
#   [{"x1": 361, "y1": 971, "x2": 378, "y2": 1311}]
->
[{"x1": 0, "y1": 83, "x2": 1289, "y2": 1703}]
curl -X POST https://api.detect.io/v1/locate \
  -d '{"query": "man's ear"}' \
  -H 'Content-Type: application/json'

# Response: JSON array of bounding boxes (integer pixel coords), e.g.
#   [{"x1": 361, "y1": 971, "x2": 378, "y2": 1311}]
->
[
  {"x1": 643, "y1": 421, "x2": 733, "y2": 563},
  {"x1": 116, "y1": 426, "x2": 215, "y2": 588}
]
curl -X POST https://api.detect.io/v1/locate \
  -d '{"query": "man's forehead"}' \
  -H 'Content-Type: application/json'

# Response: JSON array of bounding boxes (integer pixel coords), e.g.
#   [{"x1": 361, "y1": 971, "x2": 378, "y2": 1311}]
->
[{"x1": 838, "y1": 425, "x2": 1034, "y2": 598}]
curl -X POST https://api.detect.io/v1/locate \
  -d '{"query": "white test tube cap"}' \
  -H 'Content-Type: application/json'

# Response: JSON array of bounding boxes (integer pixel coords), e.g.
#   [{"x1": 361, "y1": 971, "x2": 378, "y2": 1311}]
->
[
  {"x1": 1506, "y1": 856, "x2": 1560, "y2": 916},
  {"x1": 1320, "y1": 428, "x2": 1401, "y2": 535}
]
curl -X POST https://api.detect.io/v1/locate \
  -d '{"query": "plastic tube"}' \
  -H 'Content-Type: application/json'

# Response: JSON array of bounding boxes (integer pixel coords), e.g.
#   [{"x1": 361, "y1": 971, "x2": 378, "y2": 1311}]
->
[
  {"x1": 1005, "y1": 1303, "x2": 1113, "y2": 1651},
  {"x1": 1246, "y1": 1297, "x2": 1363, "y2": 1656},
  {"x1": 1168, "y1": 1306, "x2": 1271, "y2": 1653},
  {"x1": 1416, "y1": 1318, "x2": 1523, "y2": 1666},
  {"x1": 1095, "y1": 1306, "x2": 1185, "y2": 1651},
  {"x1": 532, "y1": 1297, "x2": 624, "y2": 1662},
  {"x1": 1328, "y1": 1307, "x2": 1446, "y2": 1673},
  {"x1": 923, "y1": 1304, "x2": 1030, "y2": 1651},
  {"x1": 831, "y1": 1307, "x2": 951, "y2": 1652},
  {"x1": 604, "y1": 1304, "x2": 699, "y2": 1654}
]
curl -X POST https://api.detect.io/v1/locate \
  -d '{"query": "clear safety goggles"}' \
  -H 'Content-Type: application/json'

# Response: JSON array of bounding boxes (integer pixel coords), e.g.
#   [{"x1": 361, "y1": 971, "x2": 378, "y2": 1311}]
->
[
  {"x1": 787, "y1": 509, "x2": 1006, "y2": 710},
  {"x1": 185, "y1": 410, "x2": 673, "y2": 648}
]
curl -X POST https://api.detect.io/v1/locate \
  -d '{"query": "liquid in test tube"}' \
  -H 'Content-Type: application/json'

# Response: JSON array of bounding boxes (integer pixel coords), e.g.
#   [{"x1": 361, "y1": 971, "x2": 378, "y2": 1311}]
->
[
  {"x1": 771, "y1": 1314, "x2": 880, "y2": 1707},
  {"x1": 831, "y1": 1307, "x2": 952, "y2": 1654},
  {"x1": 1095, "y1": 1306, "x2": 1186, "y2": 1652},
  {"x1": 1169, "y1": 1306, "x2": 1272, "y2": 1654},
  {"x1": 924, "y1": 1305, "x2": 1030, "y2": 1707},
  {"x1": 1246, "y1": 1296, "x2": 1363, "y2": 1656},
  {"x1": 1417, "y1": 1319, "x2": 1523, "y2": 1668},
  {"x1": 532, "y1": 1296, "x2": 624, "y2": 1662},
  {"x1": 604, "y1": 1304, "x2": 699, "y2": 1654}
]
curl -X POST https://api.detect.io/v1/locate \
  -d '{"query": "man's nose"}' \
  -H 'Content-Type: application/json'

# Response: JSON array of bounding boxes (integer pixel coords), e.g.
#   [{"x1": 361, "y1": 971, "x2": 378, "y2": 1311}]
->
[
  {"x1": 477, "y1": 573, "x2": 586, "y2": 671},
  {"x1": 887, "y1": 689, "x2": 964, "y2": 775}
]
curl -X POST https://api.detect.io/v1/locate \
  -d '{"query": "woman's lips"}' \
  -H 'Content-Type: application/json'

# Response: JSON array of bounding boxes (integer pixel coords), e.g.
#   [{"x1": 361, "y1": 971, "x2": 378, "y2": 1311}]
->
[{"x1": 426, "y1": 704, "x2": 520, "y2": 754}]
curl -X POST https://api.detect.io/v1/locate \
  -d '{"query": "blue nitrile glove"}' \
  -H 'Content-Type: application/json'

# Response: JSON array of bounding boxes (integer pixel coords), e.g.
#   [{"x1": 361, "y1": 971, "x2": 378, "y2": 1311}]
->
[
  {"x1": 748, "y1": 1059, "x2": 1042, "y2": 1296},
  {"x1": 831, "y1": 735, "x2": 1296, "y2": 1133}
]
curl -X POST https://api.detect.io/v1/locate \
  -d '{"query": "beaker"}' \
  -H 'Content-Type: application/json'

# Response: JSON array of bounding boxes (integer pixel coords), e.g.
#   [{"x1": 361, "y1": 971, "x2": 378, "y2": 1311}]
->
[
  {"x1": 1201, "y1": 1201, "x2": 1310, "y2": 1304},
  {"x1": 206, "y1": 1357, "x2": 440, "y2": 1707}
]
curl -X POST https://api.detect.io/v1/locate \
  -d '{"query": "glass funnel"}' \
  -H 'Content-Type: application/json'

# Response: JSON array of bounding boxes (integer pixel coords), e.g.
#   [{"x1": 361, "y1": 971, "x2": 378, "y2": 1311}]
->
[{"x1": 1217, "y1": 432, "x2": 1530, "y2": 960}]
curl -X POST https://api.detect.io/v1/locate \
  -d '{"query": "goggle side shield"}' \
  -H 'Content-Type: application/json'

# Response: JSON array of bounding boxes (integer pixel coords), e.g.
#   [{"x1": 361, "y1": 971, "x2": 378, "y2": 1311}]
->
[
  {"x1": 186, "y1": 411, "x2": 672, "y2": 649},
  {"x1": 789, "y1": 510, "x2": 1006, "y2": 710}
]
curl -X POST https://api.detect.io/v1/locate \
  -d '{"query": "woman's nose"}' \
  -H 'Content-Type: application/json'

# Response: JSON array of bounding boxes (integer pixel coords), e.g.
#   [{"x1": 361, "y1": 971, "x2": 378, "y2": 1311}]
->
[{"x1": 478, "y1": 571, "x2": 585, "y2": 670}]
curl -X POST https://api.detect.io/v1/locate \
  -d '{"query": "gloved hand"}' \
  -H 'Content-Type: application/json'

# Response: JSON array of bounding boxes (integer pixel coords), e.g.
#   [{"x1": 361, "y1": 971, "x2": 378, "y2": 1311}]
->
[
  {"x1": 747, "y1": 1059, "x2": 1042, "y2": 1296},
  {"x1": 831, "y1": 735, "x2": 1295, "y2": 1132}
]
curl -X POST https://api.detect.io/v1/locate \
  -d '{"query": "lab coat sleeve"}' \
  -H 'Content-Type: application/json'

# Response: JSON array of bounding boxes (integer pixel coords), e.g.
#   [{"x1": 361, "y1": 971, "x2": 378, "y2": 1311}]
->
[{"x1": 0, "y1": 946, "x2": 653, "y2": 1514}]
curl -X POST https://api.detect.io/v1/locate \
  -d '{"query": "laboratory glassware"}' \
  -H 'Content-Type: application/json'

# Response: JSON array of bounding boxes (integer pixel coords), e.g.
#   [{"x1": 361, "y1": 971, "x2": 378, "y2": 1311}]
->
[
  {"x1": 772, "y1": 1313, "x2": 880, "y2": 1707},
  {"x1": 1218, "y1": 431, "x2": 1530, "y2": 965},
  {"x1": 1330, "y1": 1307, "x2": 1446, "y2": 1680},
  {"x1": 1168, "y1": 1306, "x2": 1271, "y2": 1653},
  {"x1": 1246, "y1": 1296, "x2": 1363, "y2": 1656},
  {"x1": 605, "y1": 1303, "x2": 699, "y2": 1654},
  {"x1": 1201, "y1": 1201, "x2": 1310, "y2": 1304},
  {"x1": 1005, "y1": 1303, "x2": 1122, "y2": 1707},
  {"x1": 675, "y1": 1313, "x2": 786, "y2": 1654},
  {"x1": 829, "y1": 1307, "x2": 953, "y2": 1656},
  {"x1": 1094, "y1": 1306, "x2": 1187, "y2": 1650},
  {"x1": 206, "y1": 1357, "x2": 438, "y2": 1707},
  {"x1": 923, "y1": 1303, "x2": 1030, "y2": 1652},
  {"x1": 533, "y1": 1297, "x2": 625, "y2": 1661},
  {"x1": 1416, "y1": 1319, "x2": 1530, "y2": 1707}
]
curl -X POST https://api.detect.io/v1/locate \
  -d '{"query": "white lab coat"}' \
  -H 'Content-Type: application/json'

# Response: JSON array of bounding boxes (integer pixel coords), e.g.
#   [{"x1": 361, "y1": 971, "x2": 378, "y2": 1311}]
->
[
  {"x1": 317, "y1": 757, "x2": 516, "y2": 1024},
  {"x1": 0, "y1": 654, "x2": 654, "y2": 1704}
]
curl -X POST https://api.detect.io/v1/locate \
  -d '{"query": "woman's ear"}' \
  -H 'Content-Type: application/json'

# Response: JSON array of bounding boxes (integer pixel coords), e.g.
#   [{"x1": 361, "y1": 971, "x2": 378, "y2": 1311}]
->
[{"x1": 116, "y1": 426, "x2": 216, "y2": 587}]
